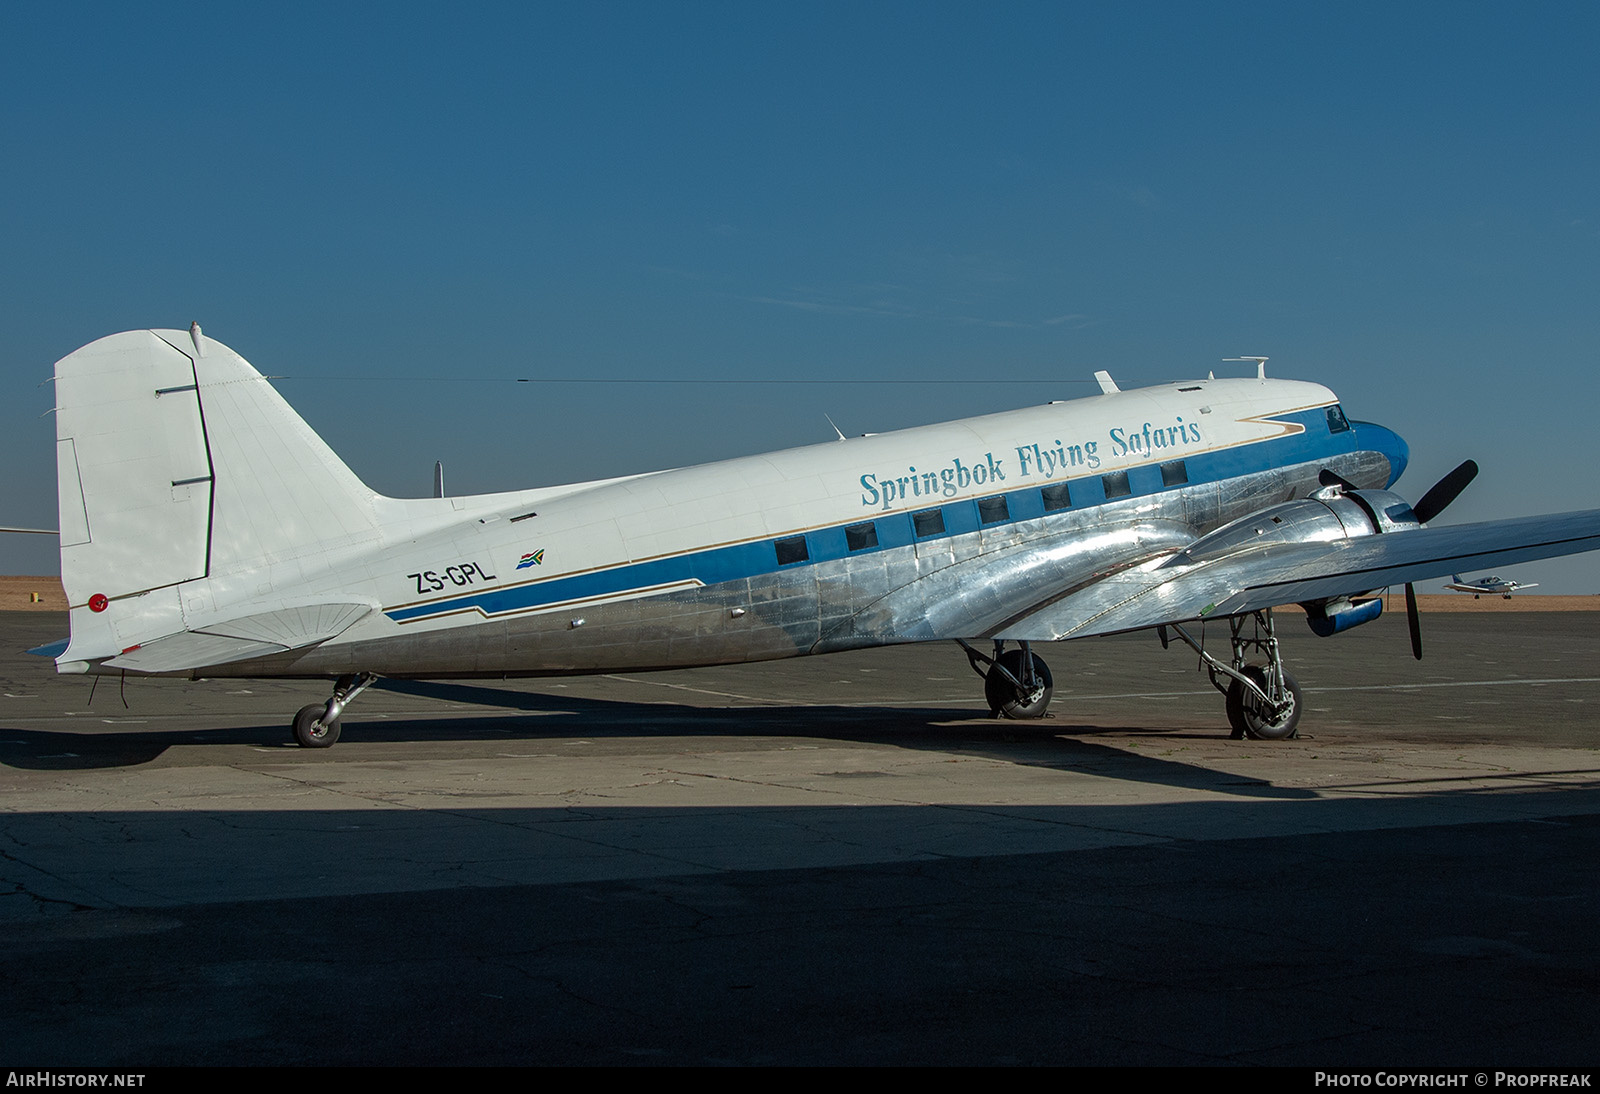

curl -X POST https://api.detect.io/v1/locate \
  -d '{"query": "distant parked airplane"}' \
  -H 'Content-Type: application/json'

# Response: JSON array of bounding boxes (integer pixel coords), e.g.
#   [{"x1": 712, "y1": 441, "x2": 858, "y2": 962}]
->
[{"x1": 1445, "y1": 574, "x2": 1538, "y2": 599}]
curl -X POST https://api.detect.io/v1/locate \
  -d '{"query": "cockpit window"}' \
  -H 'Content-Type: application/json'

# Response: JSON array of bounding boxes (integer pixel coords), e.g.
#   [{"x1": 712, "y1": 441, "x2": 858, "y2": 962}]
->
[{"x1": 1326, "y1": 405, "x2": 1351, "y2": 434}]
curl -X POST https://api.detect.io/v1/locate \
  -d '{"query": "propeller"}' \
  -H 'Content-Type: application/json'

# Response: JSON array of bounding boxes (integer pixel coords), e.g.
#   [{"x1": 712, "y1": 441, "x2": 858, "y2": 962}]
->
[
  {"x1": 1403, "y1": 460, "x2": 1478, "y2": 659},
  {"x1": 1318, "y1": 461, "x2": 1479, "y2": 660}
]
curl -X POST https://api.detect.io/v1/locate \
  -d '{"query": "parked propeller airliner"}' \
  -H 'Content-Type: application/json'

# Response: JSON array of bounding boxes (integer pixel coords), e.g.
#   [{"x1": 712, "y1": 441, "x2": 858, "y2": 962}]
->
[{"x1": 37, "y1": 327, "x2": 1600, "y2": 747}]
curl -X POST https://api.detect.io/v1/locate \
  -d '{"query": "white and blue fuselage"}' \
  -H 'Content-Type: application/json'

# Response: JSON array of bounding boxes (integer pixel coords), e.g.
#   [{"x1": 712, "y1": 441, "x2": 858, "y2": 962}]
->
[
  {"x1": 307, "y1": 379, "x2": 1406, "y2": 677},
  {"x1": 47, "y1": 330, "x2": 1408, "y2": 681}
]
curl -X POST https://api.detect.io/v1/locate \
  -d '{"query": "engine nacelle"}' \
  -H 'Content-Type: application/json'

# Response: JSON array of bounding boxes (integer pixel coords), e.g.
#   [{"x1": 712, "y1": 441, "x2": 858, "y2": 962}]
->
[
  {"x1": 1167, "y1": 487, "x2": 1419, "y2": 570},
  {"x1": 1160, "y1": 485, "x2": 1422, "y2": 633},
  {"x1": 1303, "y1": 596, "x2": 1384, "y2": 636}
]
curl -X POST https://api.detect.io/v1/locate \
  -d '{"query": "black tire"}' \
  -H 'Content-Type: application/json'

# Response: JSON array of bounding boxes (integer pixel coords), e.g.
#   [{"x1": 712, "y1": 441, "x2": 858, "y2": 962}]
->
[
  {"x1": 984, "y1": 650, "x2": 1053, "y2": 720},
  {"x1": 293, "y1": 703, "x2": 341, "y2": 748},
  {"x1": 1225, "y1": 666, "x2": 1302, "y2": 741}
]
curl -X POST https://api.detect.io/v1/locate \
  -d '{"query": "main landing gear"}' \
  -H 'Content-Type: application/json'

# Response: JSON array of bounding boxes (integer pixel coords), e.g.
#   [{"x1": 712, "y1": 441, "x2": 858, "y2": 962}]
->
[
  {"x1": 291, "y1": 672, "x2": 378, "y2": 748},
  {"x1": 960, "y1": 639, "x2": 1054, "y2": 719},
  {"x1": 959, "y1": 613, "x2": 1301, "y2": 738},
  {"x1": 1162, "y1": 609, "x2": 1303, "y2": 740}
]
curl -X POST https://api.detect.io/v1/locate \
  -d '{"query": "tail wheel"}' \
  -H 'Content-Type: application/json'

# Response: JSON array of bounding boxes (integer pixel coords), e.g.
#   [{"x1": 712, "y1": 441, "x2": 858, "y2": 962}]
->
[
  {"x1": 984, "y1": 650, "x2": 1053, "y2": 720},
  {"x1": 1225, "y1": 666, "x2": 1302, "y2": 741},
  {"x1": 292, "y1": 703, "x2": 341, "y2": 748}
]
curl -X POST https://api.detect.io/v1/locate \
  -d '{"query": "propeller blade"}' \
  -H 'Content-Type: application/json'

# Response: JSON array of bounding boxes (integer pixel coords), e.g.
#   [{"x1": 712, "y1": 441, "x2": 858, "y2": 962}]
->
[
  {"x1": 1318, "y1": 468, "x2": 1357, "y2": 492},
  {"x1": 1413, "y1": 460, "x2": 1479, "y2": 524},
  {"x1": 1405, "y1": 582, "x2": 1422, "y2": 660}
]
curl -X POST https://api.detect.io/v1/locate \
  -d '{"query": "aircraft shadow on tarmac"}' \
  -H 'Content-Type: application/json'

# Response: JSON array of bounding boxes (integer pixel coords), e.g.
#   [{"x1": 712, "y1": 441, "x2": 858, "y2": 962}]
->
[{"x1": 0, "y1": 675, "x2": 1319, "y2": 800}]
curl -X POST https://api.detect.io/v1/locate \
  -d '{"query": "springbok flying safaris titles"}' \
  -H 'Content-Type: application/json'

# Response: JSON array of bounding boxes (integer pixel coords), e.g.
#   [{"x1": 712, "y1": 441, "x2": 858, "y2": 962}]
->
[{"x1": 857, "y1": 415, "x2": 1202, "y2": 511}]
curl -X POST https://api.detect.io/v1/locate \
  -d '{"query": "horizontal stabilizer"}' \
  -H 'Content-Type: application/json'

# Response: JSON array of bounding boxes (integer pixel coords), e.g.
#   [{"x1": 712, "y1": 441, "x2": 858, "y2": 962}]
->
[
  {"x1": 104, "y1": 602, "x2": 374, "y2": 673},
  {"x1": 104, "y1": 632, "x2": 284, "y2": 673}
]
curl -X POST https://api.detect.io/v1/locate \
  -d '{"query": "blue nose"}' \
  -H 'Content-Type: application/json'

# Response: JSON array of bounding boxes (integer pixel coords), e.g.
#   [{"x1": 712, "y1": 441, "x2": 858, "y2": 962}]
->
[{"x1": 1350, "y1": 421, "x2": 1409, "y2": 488}]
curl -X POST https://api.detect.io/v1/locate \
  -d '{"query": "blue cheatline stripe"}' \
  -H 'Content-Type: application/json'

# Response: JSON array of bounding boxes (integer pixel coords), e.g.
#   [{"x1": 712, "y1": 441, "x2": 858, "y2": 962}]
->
[{"x1": 386, "y1": 408, "x2": 1353, "y2": 624}]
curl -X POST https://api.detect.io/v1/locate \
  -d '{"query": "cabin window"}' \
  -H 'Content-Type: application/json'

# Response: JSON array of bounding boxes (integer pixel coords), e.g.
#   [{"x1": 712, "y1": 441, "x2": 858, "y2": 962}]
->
[
  {"x1": 1161, "y1": 459, "x2": 1188, "y2": 487},
  {"x1": 913, "y1": 508, "x2": 945, "y2": 538},
  {"x1": 1102, "y1": 471, "x2": 1131, "y2": 499},
  {"x1": 1327, "y1": 405, "x2": 1351, "y2": 434},
  {"x1": 845, "y1": 521, "x2": 878, "y2": 551},
  {"x1": 774, "y1": 535, "x2": 809, "y2": 565},
  {"x1": 1041, "y1": 482, "x2": 1072, "y2": 512},
  {"x1": 977, "y1": 495, "x2": 1009, "y2": 525}
]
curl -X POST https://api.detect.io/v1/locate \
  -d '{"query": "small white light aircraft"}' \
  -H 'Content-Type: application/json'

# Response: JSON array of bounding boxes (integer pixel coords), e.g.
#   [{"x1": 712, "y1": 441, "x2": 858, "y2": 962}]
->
[
  {"x1": 34, "y1": 327, "x2": 1600, "y2": 747},
  {"x1": 1445, "y1": 574, "x2": 1539, "y2": 598}
]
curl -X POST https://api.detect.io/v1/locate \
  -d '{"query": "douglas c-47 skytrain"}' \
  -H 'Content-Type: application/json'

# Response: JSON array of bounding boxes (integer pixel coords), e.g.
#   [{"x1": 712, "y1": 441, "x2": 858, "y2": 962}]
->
[{"x1": 32, "y1": 327, "x2": 1600, "y2": 747}]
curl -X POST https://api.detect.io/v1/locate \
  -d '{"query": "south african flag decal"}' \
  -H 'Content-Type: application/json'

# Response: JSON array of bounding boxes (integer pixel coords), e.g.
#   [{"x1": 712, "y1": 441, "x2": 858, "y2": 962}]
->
[{"x1": 516, "y1": 549, "x2": 545, "y2": 569}]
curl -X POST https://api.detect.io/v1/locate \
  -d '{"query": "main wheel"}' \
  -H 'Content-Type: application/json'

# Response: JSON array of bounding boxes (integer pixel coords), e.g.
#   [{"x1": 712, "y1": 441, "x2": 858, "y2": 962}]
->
[
  {"x1": 292, "y1": 703, "x2": 341, "y2": 748},
  {"x1": 984, "y1": 650, "x2": 1053, "y2": 719},
  {"x1": 1224, "y1": 666, "x2": 1302, "y2": 741}
]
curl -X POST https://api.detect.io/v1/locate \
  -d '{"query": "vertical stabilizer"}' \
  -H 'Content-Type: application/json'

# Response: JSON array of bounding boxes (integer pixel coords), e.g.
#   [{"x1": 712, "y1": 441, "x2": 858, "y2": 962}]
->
[{"x1": 53, "y1": 329, "x2": 382, "y2": 666}]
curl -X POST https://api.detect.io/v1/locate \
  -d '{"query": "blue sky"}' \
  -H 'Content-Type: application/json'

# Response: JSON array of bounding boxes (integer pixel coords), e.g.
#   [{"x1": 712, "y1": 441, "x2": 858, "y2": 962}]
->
[{"x1": 2, "y1": 2, "x2": 1597, "y2": 590}]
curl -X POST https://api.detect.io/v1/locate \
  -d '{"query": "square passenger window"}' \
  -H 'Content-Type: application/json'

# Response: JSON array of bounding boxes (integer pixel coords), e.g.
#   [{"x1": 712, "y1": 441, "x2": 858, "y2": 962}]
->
[
  {"x1": 774, "y1": 535, "x2": 809, "y2": 565},
  {"x1": 1040, "y1": 482, "x2": 1072, "y2": 511},
  {"x1": 1160, "y1": 460, "x2": 1188, "y2": 487},
  {"x1": 1101, "y1": 471, "x2": 1132, "y2": 499},
  {"x1": 977, "y1": 495, "x2": 1009, "y2": 524},
  {"x1": 912, "y1": 508, "x2": 945, "y2": 538},
  {"x1": 845, "y1": 521, "x2": 878, "y2": 551}
]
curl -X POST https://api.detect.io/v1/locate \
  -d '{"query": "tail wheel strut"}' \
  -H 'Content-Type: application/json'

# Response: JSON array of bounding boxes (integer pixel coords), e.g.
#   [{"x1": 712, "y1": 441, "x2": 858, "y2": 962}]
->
[{"x1": 291, "y1": 672, "x2": 377, "y2": 749}]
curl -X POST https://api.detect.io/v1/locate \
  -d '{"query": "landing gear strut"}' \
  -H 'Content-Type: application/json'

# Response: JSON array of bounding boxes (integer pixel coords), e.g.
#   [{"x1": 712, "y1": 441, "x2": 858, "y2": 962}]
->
[
  {"x1": 959, "y1": 639, "x2": 1054, "y2": 719},
  {"x1": 1164, "y1": 609, "x2": 1303, "y2": 740},
  {"x1": 291, "y1": 672, "x2": 378, "y2": 748}
]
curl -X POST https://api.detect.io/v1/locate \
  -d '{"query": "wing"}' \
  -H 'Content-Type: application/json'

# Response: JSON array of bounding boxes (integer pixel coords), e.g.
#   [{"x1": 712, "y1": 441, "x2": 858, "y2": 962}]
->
[{"x1": 997, "y1": 509, "x2": 1600, "y2": 641}]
